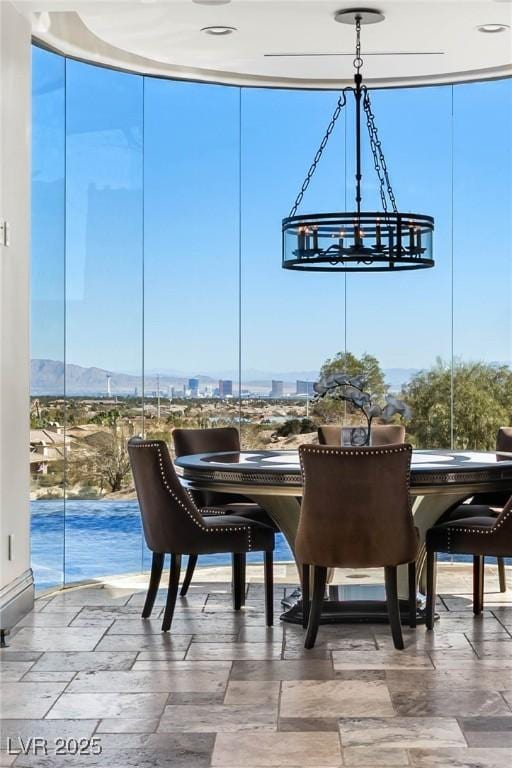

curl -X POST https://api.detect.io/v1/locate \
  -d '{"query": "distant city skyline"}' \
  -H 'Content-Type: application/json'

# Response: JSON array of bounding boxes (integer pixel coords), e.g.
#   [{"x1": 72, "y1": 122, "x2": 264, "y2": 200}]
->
[
  {"x1": 31, "y1": 48, "x2": 511, "y2": 378},
  {"x1": 36, "y1": 355, "x2": 512, "y2": 397}
]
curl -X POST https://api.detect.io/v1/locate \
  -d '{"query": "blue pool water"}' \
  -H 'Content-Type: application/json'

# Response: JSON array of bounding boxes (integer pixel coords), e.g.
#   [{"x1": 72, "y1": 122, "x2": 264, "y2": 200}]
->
[
  {"x1": 31, "y1": 500, "x2": 508, "y2": 593},
  {"x1": 30, "y1": 500, "x2": 294, "y2": 592}
]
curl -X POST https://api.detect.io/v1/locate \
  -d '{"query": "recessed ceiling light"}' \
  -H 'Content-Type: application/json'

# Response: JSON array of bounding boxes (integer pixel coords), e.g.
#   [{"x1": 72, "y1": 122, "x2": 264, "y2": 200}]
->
[
  {"x1": 193, "y1": 1, "x2": 231, "y2": 5},
  {"x1": 201, "y1": 26, "x2": 237, "y2": 35},
  {"x1": 477, "y1": 23, "x2": 510, "y2": 33}
]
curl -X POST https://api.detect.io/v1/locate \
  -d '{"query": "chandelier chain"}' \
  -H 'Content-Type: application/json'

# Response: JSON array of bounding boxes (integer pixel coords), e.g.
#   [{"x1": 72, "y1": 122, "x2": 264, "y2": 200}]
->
[
  {"x1": 363, "y1": 90, "x2": 388, "y2": 213},
  {"x1": 363, "y1": 89, "x2": 398, "y2": 213},
  {"x1": 353, "y1": 15, "x2": 363, "y2": 74},
  {"x1": 289, "y1": 90, "x2": 348, "y2": 218}
]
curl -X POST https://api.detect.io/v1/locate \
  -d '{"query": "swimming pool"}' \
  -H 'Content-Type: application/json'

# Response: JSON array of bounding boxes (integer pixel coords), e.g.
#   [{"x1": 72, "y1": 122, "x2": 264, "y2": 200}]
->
[
  {"x1": 30, "y1": 500, "x2": 507, "y2": 592},
  {"x1": 30, "y1": 500, "x2": 294, "y2": 592}
]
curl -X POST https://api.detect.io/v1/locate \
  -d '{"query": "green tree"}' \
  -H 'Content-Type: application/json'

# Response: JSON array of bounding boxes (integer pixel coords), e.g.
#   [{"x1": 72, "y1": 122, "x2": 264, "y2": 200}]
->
[
  {"x1": 403, "y1": 359, "x2": 512, "y2": 449},
  {"x1": 314, "y1": 351, "x2": 387, "y2": 423},
  {"x1": 90, "y1": 409, "x2": 121, "y2": 427},
  {"x1": 275, "y1": 418, "x2": 316, "y2": 438},
  {"x1": 319, "y1": 351, "x2": 387, "y2": 399}
]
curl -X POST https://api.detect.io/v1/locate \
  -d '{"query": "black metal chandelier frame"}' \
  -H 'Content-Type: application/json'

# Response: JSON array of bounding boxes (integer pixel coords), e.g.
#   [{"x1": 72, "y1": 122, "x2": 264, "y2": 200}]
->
[{"x1": 282, "y1": 9, "x2": 435, "y2": 273}]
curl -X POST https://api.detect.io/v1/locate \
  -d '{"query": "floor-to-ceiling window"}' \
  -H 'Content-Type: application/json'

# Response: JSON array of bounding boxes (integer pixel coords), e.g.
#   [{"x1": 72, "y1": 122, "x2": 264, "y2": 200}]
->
[
  {"x1": 143, "y1": 79, "x2": 241, "y2": 569},
  {"x1": 31, "y1": 47, "x2": 65, "y2": 591},
  {"x1": 31, "y1": 46, "x2": 512, "y2": 589},
  {"x1": 63, "y1": 60, "x2": 144, "y2": 584},
  {"x1": 345, "y1": 85, "x2": 453, "y2": 450},
  {"x1": 240, "y1": 88, "x2": 348, "y2": 449},
  {"x1": 452, "y1": 79, "x2": 512, "y2": 450}
]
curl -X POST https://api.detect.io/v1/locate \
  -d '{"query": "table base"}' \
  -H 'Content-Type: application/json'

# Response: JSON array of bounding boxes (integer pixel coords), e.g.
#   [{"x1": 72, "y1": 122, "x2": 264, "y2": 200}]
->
[{"x1": 280, "y1": 599, "x2": 436, "y2": 626}]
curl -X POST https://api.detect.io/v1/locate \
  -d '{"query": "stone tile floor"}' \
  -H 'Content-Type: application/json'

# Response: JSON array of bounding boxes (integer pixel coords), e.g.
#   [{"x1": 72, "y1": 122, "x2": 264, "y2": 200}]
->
[{"x1": 1, "y1": 562, "x2": 512, "y2": 767}]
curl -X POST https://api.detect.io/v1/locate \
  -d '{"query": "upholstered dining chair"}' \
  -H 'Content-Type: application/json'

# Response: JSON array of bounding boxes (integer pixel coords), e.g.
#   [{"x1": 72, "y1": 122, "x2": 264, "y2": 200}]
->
[
  {"x1": 128, "y1": 437, "x2": 274, "y2": 631},
  {"x1": 317, "y1": 424, "x2": 343, "y2": 446},
  {"x1": 371, "y1": 424, "x2": 406, "y2": 446},
  {"x1": 425, "y1": 496, "x2": 512, "y2": 628},
  {"x1": 497, "y1": 427, "x2": 512, "y2": 454},
  {"x1": 439, "y1": 427, "x2": 512, "y2": 593},
  {"x1": 172, "y1": 427, "x2": 278, "y2": 596},
  {"x1": 317, "y1": 423, "x2": 406, "y2": 446},
  {"x1": 297, "y1": 443, "x2": 418, "y2": 650}
]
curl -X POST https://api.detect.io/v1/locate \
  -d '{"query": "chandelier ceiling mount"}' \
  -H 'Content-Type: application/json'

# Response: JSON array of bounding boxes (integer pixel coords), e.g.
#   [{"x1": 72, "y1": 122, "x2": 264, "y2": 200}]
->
[{"x1": 334, "y1": 8, "x2": 386, "y2": 26}]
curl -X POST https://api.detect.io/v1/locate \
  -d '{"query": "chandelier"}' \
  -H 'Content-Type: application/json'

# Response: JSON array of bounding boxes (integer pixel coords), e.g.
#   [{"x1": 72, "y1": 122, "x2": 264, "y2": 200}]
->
[{"x1": 282, "y1": 8, "x2": 434, "y2": 273}]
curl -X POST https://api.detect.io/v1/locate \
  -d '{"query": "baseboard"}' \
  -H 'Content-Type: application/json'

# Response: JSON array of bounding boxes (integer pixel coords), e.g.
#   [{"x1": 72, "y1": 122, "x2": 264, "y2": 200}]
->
[{"x1": 0, "y1": 569, "x2": 34, "y2": 642}]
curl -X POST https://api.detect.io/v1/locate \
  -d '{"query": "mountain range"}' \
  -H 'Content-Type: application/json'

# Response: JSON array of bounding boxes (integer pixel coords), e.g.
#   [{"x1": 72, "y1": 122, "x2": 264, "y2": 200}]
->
[{"x1": 30, "y1": 359, "x2": 420, "y2": 396}]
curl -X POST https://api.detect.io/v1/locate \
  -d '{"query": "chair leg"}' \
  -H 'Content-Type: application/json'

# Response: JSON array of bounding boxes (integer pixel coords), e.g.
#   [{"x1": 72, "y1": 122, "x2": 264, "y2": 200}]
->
[
  {"x1": 180, "y1": 554, "x2": 198, "y2": 597},
  {"x1": 384, "y1": 565, "x2": 404, "y2": 650},
  {"x1": 142, "y1": 552, "x2": 164, "y2": 619},
  {"x1": 328, "y1": 585, "x2": 340, "y2": 601},
  {"x1": 162, "y1": 554, "x2": 181, "y2": 632},
  {"x1": 264, "y1": 550, "x2": 274, "y2": 627},
  {"x1": 302, "y1": 564, "x2": 310, "y2": 630},
  {"x1": 304, "y1": 566, "x2": 327, "y2": 650},
  {"x1": 498, "y1": 557, "x2": 507, "y2": 593},
  {"x1": 408, "y1": 560, "x2": 417, "y2": 629},
  {"x1": 240, "y1": 554, "x2": 246, "y2": 606},
  {"x1": 473, "y1": 555, "x2": 484, "y2": 615},
  {"x1": 232, "y1": 553, "x2": 246, "y2": 610},
  {"x1": 426, "y1": 550, "x2": 437, "y2": 631}
]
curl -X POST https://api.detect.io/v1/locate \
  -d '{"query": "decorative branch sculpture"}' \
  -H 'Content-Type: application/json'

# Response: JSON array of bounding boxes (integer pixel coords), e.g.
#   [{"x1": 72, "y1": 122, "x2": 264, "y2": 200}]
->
[{"x1": 313, "y1": 371, "x2": 412, "y2": 446}]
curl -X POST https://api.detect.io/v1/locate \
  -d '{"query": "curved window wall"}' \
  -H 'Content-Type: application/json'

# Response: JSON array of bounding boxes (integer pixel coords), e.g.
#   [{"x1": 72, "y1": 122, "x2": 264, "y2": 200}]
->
[{"x1": 31, "y1": 46, "x2": 512, "y2": 591}]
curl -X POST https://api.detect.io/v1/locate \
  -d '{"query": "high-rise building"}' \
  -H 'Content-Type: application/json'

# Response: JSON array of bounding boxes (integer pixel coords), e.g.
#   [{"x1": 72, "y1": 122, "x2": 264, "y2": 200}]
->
[
  {"x1": 219, "y1": 379, "x2": 233, "y2": 397},
  {"x1": 270, "y1": 380, "x2": 284, "y2": 398},
  {"x1": 188, "y1": 377, "x2": 199, "y2": 397},
  {"x1": 296, "y1": 380, "x2": 315, "y2": 396}
]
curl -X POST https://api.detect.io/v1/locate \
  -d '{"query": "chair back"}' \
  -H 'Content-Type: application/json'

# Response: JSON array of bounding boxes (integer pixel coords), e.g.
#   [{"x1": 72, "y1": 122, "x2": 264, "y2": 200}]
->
[
  {"x1": 492, "y1": 494, "x2": 512, "y2": 535},
  {"x1": 317, "y1": 424, "x2": 405, "y2": 446},
  {"x1": 497, "y1": 427, "x2": 512, "y2": 453},
  {"x1": 173, "y1": 426, "x2": 241, "y2": 457},
  {"x1": 172, "y1": 427, "x2": 242, "y2": 507},
  {"x1": 317, "y1": 425, "x2": 342, "y2": 445},
  {"x1": 128, "y1": 437, "x2": 207, "y2": 554},
  {"x1": 296, "y1": 443, "x2": 417, "y2": 568},
  {"x1": 371, "y1": 424, "x2": 406, "y2": 446}
]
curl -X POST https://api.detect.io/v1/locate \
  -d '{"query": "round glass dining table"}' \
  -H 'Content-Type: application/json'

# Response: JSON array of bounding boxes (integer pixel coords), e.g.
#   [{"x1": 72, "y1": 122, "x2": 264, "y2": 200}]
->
[{"x1": 175, "y1": 448, "x2": 512, "y2": 624}]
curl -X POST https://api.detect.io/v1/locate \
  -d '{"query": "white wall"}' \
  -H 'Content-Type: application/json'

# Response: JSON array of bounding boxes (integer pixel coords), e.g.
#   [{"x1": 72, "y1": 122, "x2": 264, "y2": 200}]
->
[{"x1": 0, "y1": 1, "x2": 32, "y2": 616}]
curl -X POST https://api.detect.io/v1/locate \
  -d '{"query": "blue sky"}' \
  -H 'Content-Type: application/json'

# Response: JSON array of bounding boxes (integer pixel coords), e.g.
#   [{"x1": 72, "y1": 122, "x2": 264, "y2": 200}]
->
[{"x1": 31, "y1": 46, "x2": 511, "y2": 378}]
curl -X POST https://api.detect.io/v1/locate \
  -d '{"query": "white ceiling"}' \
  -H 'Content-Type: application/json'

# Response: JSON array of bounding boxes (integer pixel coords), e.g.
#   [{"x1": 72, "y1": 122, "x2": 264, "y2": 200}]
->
[{"x1": 15, "y1": 0, "x2": 512, "y2": 88}]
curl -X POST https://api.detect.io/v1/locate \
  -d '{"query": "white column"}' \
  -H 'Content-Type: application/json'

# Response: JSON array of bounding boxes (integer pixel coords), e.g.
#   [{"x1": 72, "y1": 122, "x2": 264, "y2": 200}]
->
[{"x1": 0, "y1": 1, "x2": 33, "y2": 636}]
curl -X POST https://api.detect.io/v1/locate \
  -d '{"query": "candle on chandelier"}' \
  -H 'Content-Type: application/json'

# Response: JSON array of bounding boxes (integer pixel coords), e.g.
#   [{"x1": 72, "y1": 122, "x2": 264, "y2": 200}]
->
[
  {"x1": 416, "y1": 226, "x2": 422, "y2": 250},
  {"x1": 338, "y1": 229, "x2": 345, "y2": 251},
  {"x1": 409, "y1": 224, "x2": 415, "y2": 252},
  {"x1": 298, "y1": 226, "x2": 306, "y2": 251},
  {"x1": 312, "y1": 226, "x2": 319, "y2": 251},
  {"x1": 375, "y1": 219, "x2": 382, "y2": 250},
  {"x1": 388, "y1": 226, "x2": 394, "y2": 255}
]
